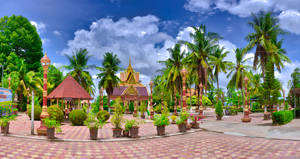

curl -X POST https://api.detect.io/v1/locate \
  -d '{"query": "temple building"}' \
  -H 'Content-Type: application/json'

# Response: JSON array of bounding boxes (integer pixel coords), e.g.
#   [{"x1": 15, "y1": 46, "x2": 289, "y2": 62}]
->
[{"x1": 110, "y1": 58, "x2": 149, "y2": 115}]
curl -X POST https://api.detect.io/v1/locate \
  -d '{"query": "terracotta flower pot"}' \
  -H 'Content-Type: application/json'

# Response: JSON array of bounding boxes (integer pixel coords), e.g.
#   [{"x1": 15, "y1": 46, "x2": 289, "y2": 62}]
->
[
  {"x1": 89, "y1": 128, "x2": 98, "y2": 140},
  {"x1": 123, "y1": 130, "x2": 129, "y2": 137},
  {"x1": 47, "y1": 127, "x2": 55, "y2": 139},
  {"x1": 186, "y1": 124, "x2": 191, "y2": 130},
  {"x1": 1, "y1": 123, "x2": 9, "y2": 134},
  {"x1": 129, "y1": 126, "x2": 139, "y2": 138},
  {"x1": 156, "y1": 125, "x2": 165, "y2": 136},
  {"x1": 178, "y1": 123, "x2": 186, "y2": 132},
  {"x1": 191, "y1": 122, "x2": 199, "y2": 129},
  {"x1": 112, "y1": 128, "x2": 122, "y2": 138}
]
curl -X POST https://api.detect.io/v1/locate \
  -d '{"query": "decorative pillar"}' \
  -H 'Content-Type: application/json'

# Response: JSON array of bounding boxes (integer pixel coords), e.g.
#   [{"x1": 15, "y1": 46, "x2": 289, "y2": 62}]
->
[
  {"x1": 241, "y1": 77, "x2": 251, "y2": 122},
  {"x1": 180, "y1": 68, "x2": 187, "y2": 112},
  {"x1": 133, "y1": 97, "x2": 137, "y2": 117},
  {"x1": 37, "y1": 52, "x2": 51, "y2": 135},
  {"x1": 149, "y1": 80, "x2": 154, "y2": 119},
  {"x1": 8, "y1": 76, "x2": 11, "y2": 89},
  {"x1": 198, "y1": 83, "x2": 204, "y2": 119}
]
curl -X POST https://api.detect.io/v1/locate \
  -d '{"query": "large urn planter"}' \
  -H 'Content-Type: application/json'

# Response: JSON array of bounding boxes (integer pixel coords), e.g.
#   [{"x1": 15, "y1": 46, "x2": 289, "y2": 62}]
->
[
  {"x1": 129, "y1": 126, "x2": 139, "y2": 138},
  {"x1": 112, "y1": 128, "x2": 122, "y2": 138},
  {"x1": 47, "y1": 127, "x2": 55, "y2": 139},
  {"x1": 1, "y1": 123, "x2": 9, "y2": 134},
  {"x1": 178, "y1": 123, "x2": 187, "y2": 132},
  {"x1": 264, "y1": 112, "x2": 271, "y2": 120},
  {"x1": 156, "y1": 125, "x2": 165, "y2": 136},
  {"x1": 89, "y1": 128, "x2": 98, "y2": 140}
]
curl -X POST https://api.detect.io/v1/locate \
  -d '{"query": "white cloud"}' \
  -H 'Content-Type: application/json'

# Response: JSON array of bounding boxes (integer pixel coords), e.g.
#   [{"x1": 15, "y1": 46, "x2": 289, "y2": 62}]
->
[
  {"x1": 53, "y1": 30, "x2": 61, "y2": 36},
  {"x1": 278, "y1": 10, "x2": 300, "y2": 35},
  {"x1": 30, "y1": 21, "x2": 46, "y2": 34},
  {"x1": 184, "y1": 0, "x2": 213, "y2": 12}
]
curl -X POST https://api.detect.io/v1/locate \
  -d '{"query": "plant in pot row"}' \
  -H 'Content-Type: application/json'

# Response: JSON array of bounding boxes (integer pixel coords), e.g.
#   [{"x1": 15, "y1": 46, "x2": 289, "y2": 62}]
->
[
  {"x1": 43, "y1": 117, "x2": 62, "y2": 139},
  {"x1": 0, "y1": 115, "x2": 16, "y2": 134},
  {"x1": 215, "y1": 100, "x2": 224, "y2": 120},
  {"x1": 153, "y1": 114, "x2": 170, "y2": 136},
  {"x1": 111, "y1": 98, "x2": 125, "y2": 138},
  {"x1": 176, "y1": 111, "x2": 189, "y2": 132},
  {"x1": 124, "y1": 119, "x2": 142, "y2": 138},
  {"x1": 139, "y1": 101, "x2": 147, "y2": 119},
  {"x1": 84, "y1": 112, "x2": 107, "y2": 140},
  {"x1": 190, "y1": 115, "x2": 199, "y2": 129},
  {"x1": 171, "y1": 115, "x2": 177, "y2": 124}
]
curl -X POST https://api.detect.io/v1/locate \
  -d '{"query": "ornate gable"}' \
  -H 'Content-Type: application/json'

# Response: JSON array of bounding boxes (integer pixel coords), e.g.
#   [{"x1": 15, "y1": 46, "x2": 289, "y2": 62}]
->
[{"x1": 122, "y1": 85, "x2": 138, "y2": 96}]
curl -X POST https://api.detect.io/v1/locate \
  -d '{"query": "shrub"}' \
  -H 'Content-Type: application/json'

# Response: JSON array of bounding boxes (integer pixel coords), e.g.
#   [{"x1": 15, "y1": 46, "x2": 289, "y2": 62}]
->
[
  {"x1": 251, "y1": 102, "x2": 263, "y2": 112},
  {"x1": 171, "y1": 115, "x2": 177, "y2": 121},
  {"x1": 97, "y1": 110, "x2": 110, "y2": 123},
  {"x1": 129, "y1": 102, "x2": 134, "y2": 113},
  {"x1": 154, "y1": 104, "x2": 162, "y2": 114},
  {"x1": 272, "y1": 110, "x2": 293, "y2": 125},
  {"x1": 27, "y1": 104, "x2": 42, "y2": 120},
  {"x1": 69, "y1": 109, "x2": 87, "y2": 126},
  {"x1": 180, "y1": 111, "x2": 189, "y2": 121},
  {"x1": 47, "y1": 105, "x2": 64, "y2": 123},
  {"x1": 215, "y1": 100, "x2": 224, "y2": 118},
  {"x1": 125, "y1": 119, "x2": 142, "y2": 131},
  {"x1": 153, "y1": 114, "x2": 170, "y2": 126},
  {"x1": 111, "y1": 98, "x2": 125, "y2": 129},
  {"x1": 229, "y1": 107, "x2": 238, "y2": 115},
  {"x1": 187, "y1": 96, "x2": 212, "y2": 106},
  {"x1": 284, "y1": 102, "x2": 289, "y2": 110}
]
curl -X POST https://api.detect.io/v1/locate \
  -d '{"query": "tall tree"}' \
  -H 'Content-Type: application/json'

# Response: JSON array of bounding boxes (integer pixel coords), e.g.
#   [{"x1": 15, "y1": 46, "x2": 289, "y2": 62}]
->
[
  {"x1": 246, "y1": 11, "x2": 286, "y2": 78},
  {"x1": 0, "y1": 15, "x2": 43, "y2": 73},
  {"x1": 97, "y1": 52, "x2": 121, "y2": 109},
  {"x1": 183, "y1": 24, "x2": 220, "y2": 106},
  {"x1": 65, "y1": 48, "x2": 95, "y2": 95},
  {"x1": 227, "y1": 48, "x2": 252, "y2": 90},
  {"x1": 209, "y1": 46, "x2": 232, "y2": 95}
]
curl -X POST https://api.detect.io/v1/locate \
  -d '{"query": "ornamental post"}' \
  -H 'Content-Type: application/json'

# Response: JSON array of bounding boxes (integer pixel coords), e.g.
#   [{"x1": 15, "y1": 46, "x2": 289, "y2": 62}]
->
[
  {"x1": 180, "y1": 68, "x2": 187, "y2": 112},
  {"x1": 242, "y1": 76, "x2": 251, "y2": 122},
  {"x1": 37, "y1": 52, "x2": 50, "y2": 135},
  {"x1": 99, "y1": 87, "x2": 104, "y2": 111},
  {"x1": 8, "y1": 76, "x2": 11, "y2": 89},
  {"x1": 149, "y1": 80, "x2": 154, "y2": 119},
  {"x1": 198, "y1": 83, "x2": 204, "y2": 119}
]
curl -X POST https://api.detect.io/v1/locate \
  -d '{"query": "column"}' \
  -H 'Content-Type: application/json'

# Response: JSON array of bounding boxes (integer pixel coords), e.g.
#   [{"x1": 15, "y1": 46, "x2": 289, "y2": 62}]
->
[
  {"x1": 198, "y1": 83, "x2": 204, "y2": 119},
  {"x1": 242, "y1": 77, "x2": 251, "y2": 122}
]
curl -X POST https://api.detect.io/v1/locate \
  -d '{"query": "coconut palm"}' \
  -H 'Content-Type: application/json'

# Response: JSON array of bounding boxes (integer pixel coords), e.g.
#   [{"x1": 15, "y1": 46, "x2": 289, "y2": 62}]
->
[
  {"x1": 246, "y1": 11, "x2": 286, "y2": 78},
  {"x1": 227, "y1": 48, "x2": 252, "y2": 90},
  {"x1": 97, "y1": 52, "x2": 121, "y2": 109},
  {"x1": 65, "y1": 48, "x2": 95, "y2": 95},
  {"x1": 209, "y1": 46, "x2": 232, "y2": 95},
  {"x1": 183, "y1": 24, "x2": 220, "y2": 107}
]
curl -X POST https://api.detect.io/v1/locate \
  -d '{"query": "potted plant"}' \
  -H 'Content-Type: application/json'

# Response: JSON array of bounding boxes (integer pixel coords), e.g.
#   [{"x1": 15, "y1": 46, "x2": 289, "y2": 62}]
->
[
  {"x1": 139, "y1": 102, "x2": 147, "y2": 119},
  {"x1": 84, "y1": 113, "x2": 106, "y2": 140},
  {"x1": 190, "y1": 115, "x2": 199, "y2": 129},
  {"x1": 0, "y1": 115, "x2": 16, "y2": 134},
  {"x1": 153, "y1": 114, "x2": 170, "y2": 136},
  {"x1": 43, "y1": 117, "x2": 61, "y2": 139},
  {"x1": 124, "y1": 119, "x2": 142, "y2": 138},
  {"x1": 215, "y1": 100, "x2": 224, "y2": 120},
  {"x1": 111, "y1": 98, "x2": 125, "y2": 138},
  {"x1": 171, "y1": 115, "x2": 177, "y2": 124},
  {"x1": 176, "y1": 111, "x2": 189, "y2": 132}
]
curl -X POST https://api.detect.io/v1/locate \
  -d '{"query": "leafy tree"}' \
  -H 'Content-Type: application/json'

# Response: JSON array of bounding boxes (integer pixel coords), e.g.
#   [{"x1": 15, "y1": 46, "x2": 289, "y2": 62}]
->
[
  {"x1": 97, "y1": 52, "x2": 121, "y2": 109},
  {"x1": 0, "y1": 15, "x2": 43, "y2": 73},
  {"x1": 287, "y1": 68, "x2": 300, "y2": 106},
  {"x1": 47, "y1": 65, "x2": 64, "y2": 93},
  {"x1": 65, "y1": 48, "x2": 95, "y2": 95}
]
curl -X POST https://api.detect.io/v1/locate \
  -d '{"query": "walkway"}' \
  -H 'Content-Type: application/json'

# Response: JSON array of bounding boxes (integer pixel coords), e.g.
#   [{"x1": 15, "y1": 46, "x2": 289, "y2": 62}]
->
[{"x1": 1, "y1": 131, "x2": 300, "y2": 158}]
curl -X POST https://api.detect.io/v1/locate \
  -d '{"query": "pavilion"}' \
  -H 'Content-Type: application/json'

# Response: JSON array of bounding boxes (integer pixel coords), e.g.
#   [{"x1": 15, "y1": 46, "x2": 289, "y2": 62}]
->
[
  {"x1": 110, "y1": 58, "x2": 149, "y2": 115},
  {"x1": 47, "y1": 75, "x2": 93, "y2": 110}
]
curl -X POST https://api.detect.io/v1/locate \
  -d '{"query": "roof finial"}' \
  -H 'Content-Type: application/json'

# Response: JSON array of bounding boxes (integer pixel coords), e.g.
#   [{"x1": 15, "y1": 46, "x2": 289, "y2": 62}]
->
[
  {"x1": 129, "y1": 57, "x2": 132, "y2": 67},
  {"x1": 45, "y1": 51, "x2": 47, "y2": 56}
]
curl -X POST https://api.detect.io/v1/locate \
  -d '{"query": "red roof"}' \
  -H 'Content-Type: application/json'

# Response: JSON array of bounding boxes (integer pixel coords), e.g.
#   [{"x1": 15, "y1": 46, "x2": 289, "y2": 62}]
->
[{"x1": 48, "y1": 75, "x2": 93, "y2": 100}]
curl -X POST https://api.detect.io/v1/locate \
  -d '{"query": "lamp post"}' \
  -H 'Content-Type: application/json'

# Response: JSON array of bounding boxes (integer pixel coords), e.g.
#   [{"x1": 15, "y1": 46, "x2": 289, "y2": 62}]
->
[
  {"x1": 37, "y1": 52, "x2": 51, "y2": 135},
  {"x1": 241, "y1": 77, "x2": 251, "y2": 122},
  {"x1": 8, "y1": 76, "x2": 11, "y2": 89},
  {"x1": 180, "y1": 68, "x2": 187, "y2": 112},
  {"x1": 198, "y1": 83, "x2": 204, "y2": 119},
  {"x1": 149, "y1": 80, "x2": 154, "y2": 119}
]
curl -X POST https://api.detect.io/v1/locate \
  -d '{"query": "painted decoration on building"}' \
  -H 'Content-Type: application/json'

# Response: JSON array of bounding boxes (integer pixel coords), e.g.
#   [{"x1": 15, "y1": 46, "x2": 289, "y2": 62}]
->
[{"x1": 0, "y1": 87, "x2": 12, "y2": 105}]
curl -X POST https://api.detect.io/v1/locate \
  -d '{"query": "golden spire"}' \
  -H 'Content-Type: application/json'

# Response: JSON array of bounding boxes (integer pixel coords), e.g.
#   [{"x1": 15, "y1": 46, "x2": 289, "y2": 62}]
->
[{"x1": 127, "y1": 57, "x2": 133, "y2": 71}]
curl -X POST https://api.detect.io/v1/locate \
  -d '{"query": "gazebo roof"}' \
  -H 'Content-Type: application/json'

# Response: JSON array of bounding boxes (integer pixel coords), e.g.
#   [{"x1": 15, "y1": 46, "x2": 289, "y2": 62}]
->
[{"x1": 48, "y1": 75, "x2": 93, "y2": 100}]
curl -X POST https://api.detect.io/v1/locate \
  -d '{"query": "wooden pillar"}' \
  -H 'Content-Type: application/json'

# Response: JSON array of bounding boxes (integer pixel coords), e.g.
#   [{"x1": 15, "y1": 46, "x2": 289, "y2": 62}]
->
[
  {"x1": 78, "y1": 99, "x2": 80, "y2": 109},
  {"x1": 133, "y1": 97, "x2": 137, "y2": 117}
]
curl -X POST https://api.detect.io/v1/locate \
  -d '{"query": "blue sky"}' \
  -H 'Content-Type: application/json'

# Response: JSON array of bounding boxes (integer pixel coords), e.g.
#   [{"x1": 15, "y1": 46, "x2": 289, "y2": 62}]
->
[{"x1": 1, "y1": 0, "x2": 300, "y2": 96}]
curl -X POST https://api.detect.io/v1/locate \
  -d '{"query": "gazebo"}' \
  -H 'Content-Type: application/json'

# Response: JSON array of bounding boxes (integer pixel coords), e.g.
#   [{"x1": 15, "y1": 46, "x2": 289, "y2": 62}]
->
[{"x1": 47, "y1": 75, "x2": 93, "y2": 110}]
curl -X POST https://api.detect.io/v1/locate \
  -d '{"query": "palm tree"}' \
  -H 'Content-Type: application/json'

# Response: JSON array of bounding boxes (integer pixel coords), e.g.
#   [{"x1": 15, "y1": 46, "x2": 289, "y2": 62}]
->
[
  {"x1": 246, "y1": 11, "x2": 285, "y2": 78},
  {"x1": 227, "y1": 48, "x2": 252, "y2": 90},
  {"x1": 209, "y1": 46, "x2": 232, "y2": 96},
  {"x1": 97, "y1": 52, "x2": 121, "y2": 109},
  {"x1": 183, "y1": 24, "x2": 220, "y2": 106},
  {"x1": 65, "y1": 48, "x2": 95, "y2": 96},
  {"x1": 159, "y1": 43, "x2": 185, "y2": 110}
]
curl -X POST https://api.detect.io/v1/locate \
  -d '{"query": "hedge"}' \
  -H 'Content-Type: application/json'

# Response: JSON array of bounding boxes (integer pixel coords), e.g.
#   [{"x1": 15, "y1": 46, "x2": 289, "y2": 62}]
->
[
  {"x1": 69, "y1": 109, "x2": 87, "y2": 126},
  {"x1": 272, "y1": 110, "x2": 293, "y2": 125}
]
